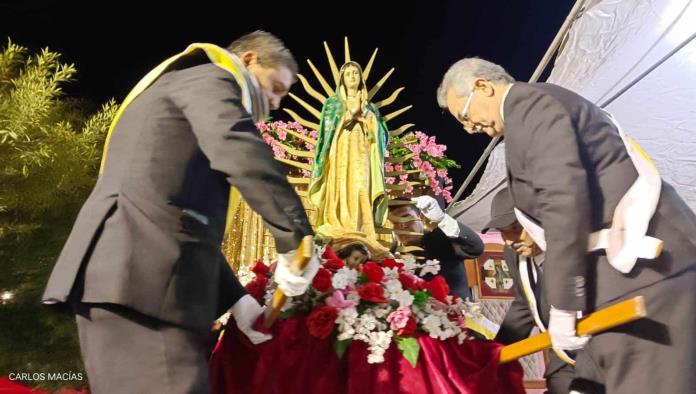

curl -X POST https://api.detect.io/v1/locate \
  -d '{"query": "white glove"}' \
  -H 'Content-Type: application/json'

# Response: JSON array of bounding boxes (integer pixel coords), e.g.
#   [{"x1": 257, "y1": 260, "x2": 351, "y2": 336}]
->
[
  {"x1": 412, "y1": 196, "x2": 445, "y2": 223},
  {"x1": 231, "y1": 294, "x2": 272, "y2": 345},
  {"x1": 274, "y1": 250, "x2": 321, "y2": 297},
  {"x1": 548, "y1": 306, "x2": 590, "y2": 350}
]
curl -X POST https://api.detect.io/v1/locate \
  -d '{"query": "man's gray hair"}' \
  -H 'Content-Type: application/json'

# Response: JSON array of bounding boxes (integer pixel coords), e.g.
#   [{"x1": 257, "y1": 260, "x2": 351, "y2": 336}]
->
[
  {"x1": 227, "y1": 30, "x2": 298, "y2": 76},
  {"x1": 437, "y1": 58, "x2": 514, "y2": 108}
]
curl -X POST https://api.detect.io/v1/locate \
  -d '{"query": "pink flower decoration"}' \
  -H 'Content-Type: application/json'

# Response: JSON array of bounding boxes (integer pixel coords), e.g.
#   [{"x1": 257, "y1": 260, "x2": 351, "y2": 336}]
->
[
  {"x1": 387, "y1": 307, "x2": 412, "y2": 331},
  {"x1": 256, "y1": 122, "x2": 270, "y2": 132},
  {"x1": 262, "y1": 134, "x2": 275, "y2": 145},
  {"x1": 326, "y1": 290, "x2": 358, "y2": 310}
]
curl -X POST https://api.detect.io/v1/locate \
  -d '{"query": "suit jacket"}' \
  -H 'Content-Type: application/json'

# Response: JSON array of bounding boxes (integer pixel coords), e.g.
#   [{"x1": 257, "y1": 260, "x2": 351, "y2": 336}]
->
[
  {"x1": 504, "y1": 82, "x2": 696, "y2": 311},
  {"x1": 495, "y1": 246, "x2": 569, "y2": 376},
  {"x1": 42, "y1": 61, "x2": 313, "y2": 332},
  {"x1": 422, "y1": 222, "x2": 484, "y2": 299}
]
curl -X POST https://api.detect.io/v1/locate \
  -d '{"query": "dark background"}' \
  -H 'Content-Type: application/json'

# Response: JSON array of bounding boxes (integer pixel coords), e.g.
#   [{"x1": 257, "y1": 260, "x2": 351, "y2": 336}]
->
[{"x1": 1, "y1": 0, "x2": 575, "y2": 197}]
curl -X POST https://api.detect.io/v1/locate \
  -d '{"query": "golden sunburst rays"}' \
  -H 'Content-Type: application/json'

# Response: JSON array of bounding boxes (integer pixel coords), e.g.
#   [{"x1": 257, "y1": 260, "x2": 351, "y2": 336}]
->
[
  {"x1": 284, "y1": 37, "x2": 414, "y2": 154},
  {"x1": 279, "y1": 37, "x2": 428, "y2": 237}
]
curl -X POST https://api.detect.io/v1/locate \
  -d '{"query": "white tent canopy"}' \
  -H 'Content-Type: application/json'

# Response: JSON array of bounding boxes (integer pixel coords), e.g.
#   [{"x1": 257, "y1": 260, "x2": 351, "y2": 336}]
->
[{"x1": 452, "y1": 0, "x2": 696, "y2": 230}]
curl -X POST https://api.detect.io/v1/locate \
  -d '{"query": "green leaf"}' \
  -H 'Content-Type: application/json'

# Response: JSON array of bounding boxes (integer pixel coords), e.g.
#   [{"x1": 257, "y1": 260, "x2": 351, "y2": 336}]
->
[
  {"x1": 279, "y1": 309, "x2": 294, "y2": 320},
  {"x1": 334, "y1": 337, "x2": 352, "y2": 359},
  {"x1": 413, "y1": 290, "x2": 430, "y2": 306},
  {"x1": 357, "y1": 272, "x2": 368, "y2": 284},
  {"x1": 395, "y1": 336, "x2": 420, "y2": 368}
]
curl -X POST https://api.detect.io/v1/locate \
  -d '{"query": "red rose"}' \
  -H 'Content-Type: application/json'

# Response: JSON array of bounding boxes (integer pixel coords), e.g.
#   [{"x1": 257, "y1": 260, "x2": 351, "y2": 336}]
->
[
  {"x1": 427, "y1": 275, "x2": 450, "y2": 303},
  {"x1": 357, "y1": 282, "x2": 388, "y2": 303},
  {"x1": 324, "y1": 258, "x2": 345, "y2": 271},
  {"x1": 399, "y1": 272, "x2": 424, "y2": 292},
  {"x1": 245, "y1": 276, "x2": 268, "y2": 300},
  {"x1": 307, "y1": 305, "x2": 339, "y2": 339},
  {"x1": 363, "y1": 262, "x2": 385, "y2": 283},
  {"x1": 322, "y1": 246, "x2": 339, "y2": 260},
  {"x1": 380, "y1": 258, "x2": 404, "y2": 271},
  {"x1": 397, "y1": 316, "x2": 417, "y2": 337},
  {"x1": 251, "y1": 261, "x2": 270, "y2": 277},
  {"x1": 312, "y1": 267, "x2": 333, "y2": 292}
]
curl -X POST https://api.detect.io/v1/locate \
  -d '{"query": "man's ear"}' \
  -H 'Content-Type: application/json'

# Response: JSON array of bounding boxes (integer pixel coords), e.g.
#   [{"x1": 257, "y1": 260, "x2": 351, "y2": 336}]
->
[{"x1": 239, "y1": 51, "x2": 258, "y2": 67}]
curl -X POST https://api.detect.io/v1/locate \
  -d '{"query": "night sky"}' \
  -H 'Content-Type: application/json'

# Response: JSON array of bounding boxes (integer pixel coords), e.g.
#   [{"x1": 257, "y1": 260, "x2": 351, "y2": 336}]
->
[{"x1": 1, "y1": 0, "x2": 575, "y2": 196}]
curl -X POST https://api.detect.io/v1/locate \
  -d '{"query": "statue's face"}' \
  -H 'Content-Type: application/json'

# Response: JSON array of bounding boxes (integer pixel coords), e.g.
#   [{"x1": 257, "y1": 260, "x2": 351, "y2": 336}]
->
[
  {"x1": 342, "y1": 65, "x2": 361, "y2": 91},
  {"x1": 345, "y1": 250, "x2": 368, "y2": 268}
]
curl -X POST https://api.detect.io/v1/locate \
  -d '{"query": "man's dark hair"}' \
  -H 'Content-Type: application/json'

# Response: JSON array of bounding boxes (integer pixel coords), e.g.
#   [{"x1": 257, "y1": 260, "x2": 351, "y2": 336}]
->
[{"x1": 227, "y1": 30, "x2": 298, "y2": 76}]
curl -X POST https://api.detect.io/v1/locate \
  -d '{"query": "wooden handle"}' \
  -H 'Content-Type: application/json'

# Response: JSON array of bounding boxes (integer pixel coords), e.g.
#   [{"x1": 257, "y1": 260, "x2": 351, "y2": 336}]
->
[
  {"x1": 499, "y1": 296, "x2": 647, "y2": 364},
  {"x1": 263, "y1": 235, "x2": 314, "y2": 328}
]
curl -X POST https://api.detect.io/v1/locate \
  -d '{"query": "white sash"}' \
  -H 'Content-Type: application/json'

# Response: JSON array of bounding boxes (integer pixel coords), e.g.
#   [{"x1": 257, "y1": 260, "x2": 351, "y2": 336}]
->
[{"x1": 514, "y1": 113, "x2": 663, "y2": 274}]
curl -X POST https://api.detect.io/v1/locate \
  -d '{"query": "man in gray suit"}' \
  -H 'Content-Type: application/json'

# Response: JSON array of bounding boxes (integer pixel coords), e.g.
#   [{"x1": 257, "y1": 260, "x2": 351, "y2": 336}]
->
[
  {"x1": 42, "y1": 31, "x2": 317, "y2": 393},
  {"x1": 437, "y1": 58, "x2": 696, "y2": 393},
  {"x1": 486, "y1": 187, "x2": 575, "y2": 394}
]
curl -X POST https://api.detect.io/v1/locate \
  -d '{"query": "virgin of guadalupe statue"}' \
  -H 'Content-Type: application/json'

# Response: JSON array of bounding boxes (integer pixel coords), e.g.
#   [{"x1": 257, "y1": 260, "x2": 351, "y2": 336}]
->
[{"x1": 308, "y1": 61, "x2": 390, "y2": 256}]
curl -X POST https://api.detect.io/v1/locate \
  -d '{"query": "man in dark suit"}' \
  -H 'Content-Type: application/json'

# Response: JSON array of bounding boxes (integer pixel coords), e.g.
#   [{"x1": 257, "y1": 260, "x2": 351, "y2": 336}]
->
[
  {"x1": 42, "y1": 31, "x2": 317, "y2": 393},
  {"x1": 438, "y1": 58, "x2": 696, "y2": 393},
  {"x1": 486, "y1": 187, "x2": 575, "y2": 394},
  {"x1": 390, "y1": 196, "x2": 484, "y2": 299}
]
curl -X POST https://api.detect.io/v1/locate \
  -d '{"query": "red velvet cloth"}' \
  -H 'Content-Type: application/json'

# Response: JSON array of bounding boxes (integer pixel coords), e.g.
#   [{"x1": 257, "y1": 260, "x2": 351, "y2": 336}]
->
[{"x1": 210, "y1": 317, "x2": 525, "y2": 394}]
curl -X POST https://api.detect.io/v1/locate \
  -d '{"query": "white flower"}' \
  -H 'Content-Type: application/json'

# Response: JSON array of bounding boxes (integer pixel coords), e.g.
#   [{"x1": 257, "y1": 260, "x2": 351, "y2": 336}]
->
[
  {"x1": 366, "y1": 330, "x2": 393, "y2": 364},
  {"x1": 332, "y1": 267, "x2": 358, "y2": 290},
  {"x1": 337, "y1": 307, "x2": 358, "y2": 325},
  {"x1": 401, "y1": 256, "x2": 419, "y2": 274},
  {"x1": 346, "y1": 290, "x2": 360, "y2": 304},
  {"x1": 336, "y1": 307, "x2": 359, "y2": 340},
  {"x1": 383, "y1": 267, "x2": 400, "y2": 280},
  {"x1": 367, "y1": 352, "x2": 385, "y2": 364},
  {"x1": 457, "y1": 331, "x2": 469, "y2": 344},
  {"x1": 372, "y1": 305, "x2": 392, "y2": 319},
  {"x1": 422, "y1": 315, "x2": 442, "y2": 338},
  {"x1": 393, "y1": 289, "x2": 414, "y2": 308},
  {"x1": 338, "y1": 331, "x2": 354, "y2": 341},
  {"x1": 357, "y1": 313, "x2": 378, "y2": 333},
  {"x1": 419, "y1": 259, "x2": 441, "y2": 277},
  {"x1": 384, "y1": 279, "x2": 403, "y2": 298}
]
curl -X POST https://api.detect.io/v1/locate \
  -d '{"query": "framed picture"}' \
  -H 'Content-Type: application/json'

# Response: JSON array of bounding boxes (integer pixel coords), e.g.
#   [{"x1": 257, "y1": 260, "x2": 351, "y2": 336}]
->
[{"x1": 475, "y1": 244, "x2": 515, "y2": 299}]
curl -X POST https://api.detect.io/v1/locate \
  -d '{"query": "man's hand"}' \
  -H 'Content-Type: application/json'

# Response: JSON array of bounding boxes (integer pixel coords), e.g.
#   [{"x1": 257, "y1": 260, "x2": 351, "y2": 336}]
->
[
  {"x1": 412, "y1": 196, "x2": 445, "y2": 223},
  {"x1": 273, "y1": 251, "x2": 321, "y2": 297},
  {"x1": 231, "y1": 295, "x2": 272, "y2": 345},
  {"x1": 513, "y1": 230, "x2": 542, "y2": 257},
  {"x1": 548, "y1": 306, "x2": 590, "y2": 350}
]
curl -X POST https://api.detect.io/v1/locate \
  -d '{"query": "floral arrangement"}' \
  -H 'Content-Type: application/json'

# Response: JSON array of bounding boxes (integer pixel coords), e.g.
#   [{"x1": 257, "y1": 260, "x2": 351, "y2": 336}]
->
[
  {"x1": 256, "y1": 121, "x2": 459, "y2": 203},
  {"x1": 257, "y1": 120, "x2": 317, "y2": 178},
  {"x1": 244, "y1": 247, "x2": 479, "y2": 366},
  {"x1": 387, "y1": 131, "x2": 459, "y2": 203}
]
